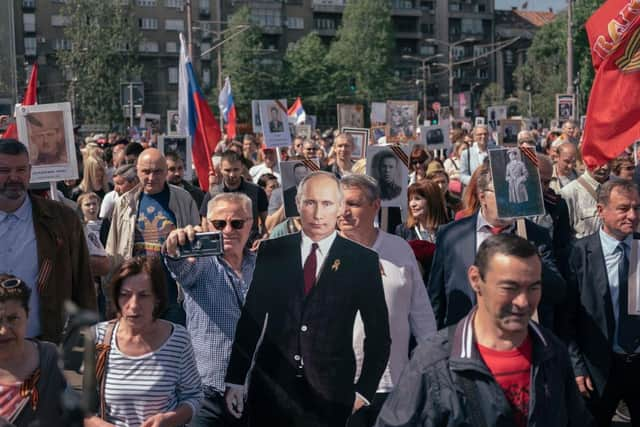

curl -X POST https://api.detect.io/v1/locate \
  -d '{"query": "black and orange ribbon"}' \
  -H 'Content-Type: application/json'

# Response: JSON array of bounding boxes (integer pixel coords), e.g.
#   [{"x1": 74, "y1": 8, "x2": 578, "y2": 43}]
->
[
  {"x1": 389, "y1": 144, "x2": 410, "y2": 168},
  {"x1": 301, "y1": 159, "x2": 320, "y2": 171},
  {"x1": 519, "y1": 146, "x2": 539, "y2": 167},
  {"x1": 20, "y1": 368, "x2": 40, "y2": 410}
]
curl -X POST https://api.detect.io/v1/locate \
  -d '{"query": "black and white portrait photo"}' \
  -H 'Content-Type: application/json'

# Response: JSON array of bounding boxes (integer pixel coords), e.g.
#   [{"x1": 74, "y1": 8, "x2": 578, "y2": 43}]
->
[
  {"x1": 419, "y1": 124, "x2": 450, "y2": 150},
  {"x1": 488, "y1": 147, "x2": 544, "y2": 219},
  {"x1": 366, "y1": 144, "x2": 409, "y2": 208},
  {"x1": 500, "y1": 119, "x2": 521, "y2": 146},
  {"x1": 337, "y1": 104, "x2": 364, "y2": 129},
  {"x1": 158, "y1": 135, "x2": 192, "y2": 181},
  {"x1": 259, "y1": 100, "x2": 292, "y2": 148},
  {"x1": 386, "y1": 101, "x2": 418, "y2": 143},
  {"x1": 341, "y1": 127, "x2": 369, "y2": 159},
  {"x1": 167, "y1": 110, "x2": 179, "y2": 134},
  {"x1": 556, "y1": 94, "x2": 575, "y2": 121}
]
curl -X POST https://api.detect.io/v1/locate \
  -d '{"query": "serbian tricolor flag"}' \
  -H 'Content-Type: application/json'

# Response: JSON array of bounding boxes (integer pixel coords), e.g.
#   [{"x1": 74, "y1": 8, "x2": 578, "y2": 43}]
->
[
  {"x1": 218, "y1": 77, "x2": 237, "y2": 139},
  {"x1": 177, "y1": 33, "x2": 221, "y2": 191},
  {"x1": 287, "y1": 97, "x2": 306, "y2": 125},
  {"x1": 582, "y1": 0, "x2": 640, "y2": 168},
  {"x1": 2, "y1": 63, "x2": 38, "y2": 139}
]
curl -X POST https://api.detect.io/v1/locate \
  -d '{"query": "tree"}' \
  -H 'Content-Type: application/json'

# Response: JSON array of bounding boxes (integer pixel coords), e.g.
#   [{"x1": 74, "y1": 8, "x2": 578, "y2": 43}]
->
[
  {"x1": 282, "y1": 32, "x2": 336, "y2": 121},
  {"x1": 478, "y1": 83, "x2": 505, "y2": 112},
  {"x1": 327, "y1": 0, "x2": 394, "y2": 103},
  {"x1": 57, "y1": 0, "x2": 141, "y2": 125},
  {"x1": 221, "y1": 6, "x2": 276, "y2": 121}
]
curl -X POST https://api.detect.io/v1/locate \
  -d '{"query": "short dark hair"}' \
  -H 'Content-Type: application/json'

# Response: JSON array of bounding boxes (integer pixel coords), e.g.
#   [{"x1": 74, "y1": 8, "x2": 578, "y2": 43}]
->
[
  {"x1": 474, "y1": 234, "x2": 539, "y2": 280},
  {"x1": 110, "y1": 257, "x2": 168, "y2": 319},
  {"x1": 124, "y1": 142, "x2": 144, "y2": 158},
  {"x1": 164, "y1": 151, "x2": 183, "y2": 163},
  {"x1": 0, "y1": 139, "x2": 29, "y2": 157},
  {"x1": 0, "y1": 273, "x2": 32, "y2": 314},
  {"x1": 257, "y1": 173, "x2": 278, "y2": 188},
  {"x1": 220, "y1": 149, "x2": 242, "y2": 165},
  {"x1": 597, "y1": 179, "x2": 640, "y2": 206}
]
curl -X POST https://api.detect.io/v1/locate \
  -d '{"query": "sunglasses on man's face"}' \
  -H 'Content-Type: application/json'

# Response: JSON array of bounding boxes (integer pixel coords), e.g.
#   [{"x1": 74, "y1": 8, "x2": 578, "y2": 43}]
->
[
  {"x1": 208, "y1": 219, "x2": 248, "y2": 230},
  {"x1": 0, "y1": 278, "x2": 23, "y2": 290}
]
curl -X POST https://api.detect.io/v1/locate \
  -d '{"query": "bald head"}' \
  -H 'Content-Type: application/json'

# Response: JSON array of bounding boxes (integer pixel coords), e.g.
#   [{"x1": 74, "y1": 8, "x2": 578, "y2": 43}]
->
[{"x1": 137, "y1": 148, "x2": 168, "y2": 194}]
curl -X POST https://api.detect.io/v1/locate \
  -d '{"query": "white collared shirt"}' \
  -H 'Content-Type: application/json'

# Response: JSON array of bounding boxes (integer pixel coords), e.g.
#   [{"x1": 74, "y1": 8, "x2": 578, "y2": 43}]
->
[{"x1": 300, "y1": 230, "x2": 337, "y2": 279}]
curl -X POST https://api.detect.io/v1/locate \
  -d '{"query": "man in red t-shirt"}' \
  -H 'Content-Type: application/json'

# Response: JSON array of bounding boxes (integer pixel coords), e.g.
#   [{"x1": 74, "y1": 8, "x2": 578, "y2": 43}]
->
[{"x1": 376, "y1": 234, "x2": 593, "y2": 427}]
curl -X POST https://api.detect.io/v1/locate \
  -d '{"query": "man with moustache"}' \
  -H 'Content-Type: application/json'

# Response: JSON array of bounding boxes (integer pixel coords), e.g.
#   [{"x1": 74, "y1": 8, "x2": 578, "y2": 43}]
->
[
  {"x1": 0, "y1": 138, "x2": 94, "y2": 343},
  {"x1": 225, "y1": 171, "x2": 391, "y2": 427},
  {"x1": 163, "y1": 193, "x2": 257, "y2": 427},
  {"x1": 338, "y1": 174, "x2": 436, "y2": 427},
  {"x1": 376, "y1": 235, "x2": 593, "y2": 427}
]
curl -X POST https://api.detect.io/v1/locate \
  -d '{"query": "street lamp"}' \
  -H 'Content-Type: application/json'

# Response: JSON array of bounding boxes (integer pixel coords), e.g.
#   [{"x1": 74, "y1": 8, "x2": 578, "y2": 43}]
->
[
  {"x1": 424, "y1": 37, "x2": 476, "y2": 117},
  {"x1": 525, "y1": 84, "x2": 532, "y2": 117},
  {"x1": 402, "y1": 53, "x2": 443, "y2": 121}
]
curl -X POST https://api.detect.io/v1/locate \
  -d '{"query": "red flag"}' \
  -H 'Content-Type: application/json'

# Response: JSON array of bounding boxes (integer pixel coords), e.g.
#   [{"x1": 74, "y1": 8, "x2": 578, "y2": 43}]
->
[
  {"x1": 582, "y1": 0, "x2": 640, "y2": 168},
  {"x1": 2, "y1": 64, "x2": 38, "y2": 139}
]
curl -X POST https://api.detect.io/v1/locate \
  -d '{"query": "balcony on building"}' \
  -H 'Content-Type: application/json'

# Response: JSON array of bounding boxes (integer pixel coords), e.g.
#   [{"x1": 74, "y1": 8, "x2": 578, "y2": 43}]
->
[
  {"x1": 312, "y1": 0, "x2": 344, "y2": 14},
  {"x1": 394, "y1": 16, "x2": 420, "y2": 39},
  {"x1": 391, "y1": 0, "x2": 421, "y2": 16}
]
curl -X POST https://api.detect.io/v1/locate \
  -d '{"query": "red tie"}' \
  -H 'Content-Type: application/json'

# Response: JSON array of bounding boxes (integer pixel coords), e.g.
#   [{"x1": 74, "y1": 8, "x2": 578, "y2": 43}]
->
[{"x1": 304, "y1": 243, "x2": 319, "y2": 296}]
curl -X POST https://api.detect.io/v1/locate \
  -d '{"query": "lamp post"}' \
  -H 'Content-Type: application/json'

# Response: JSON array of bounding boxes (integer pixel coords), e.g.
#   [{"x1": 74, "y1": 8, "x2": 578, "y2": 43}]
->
[
  {"x1": 424, "y1": 37, "x2": 476, "y2": 117},
  {"x1": 402, "y1": 53, "x2": 443, "y2": 122},
  {"x1": 525, "y1": 84, "x2": 532, "y2": 117}
]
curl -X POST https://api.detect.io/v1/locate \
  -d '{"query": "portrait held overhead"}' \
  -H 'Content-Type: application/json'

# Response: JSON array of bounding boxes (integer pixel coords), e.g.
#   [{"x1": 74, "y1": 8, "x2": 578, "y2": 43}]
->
[{"x1": 366, "y1": 145, "x2": 409, "y2": 208}]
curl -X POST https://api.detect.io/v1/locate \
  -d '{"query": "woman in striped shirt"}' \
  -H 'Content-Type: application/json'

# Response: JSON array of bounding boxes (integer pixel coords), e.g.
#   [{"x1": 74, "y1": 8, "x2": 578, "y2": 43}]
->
[{"x1": 84, "y1": 257, "x2": 202, "y2": 427}]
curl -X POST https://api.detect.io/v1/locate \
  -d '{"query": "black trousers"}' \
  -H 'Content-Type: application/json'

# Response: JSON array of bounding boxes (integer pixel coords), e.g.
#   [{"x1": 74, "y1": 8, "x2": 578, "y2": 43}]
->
[
  {"x1": 189, "y1": 388, "x2": 244, "y2": 427},
  {"x1": 588, "y1": 353, "x2": 640, "y2": 427},
  {"x1": 346, "y1": 393, "x2": 389, "y2": 427}
]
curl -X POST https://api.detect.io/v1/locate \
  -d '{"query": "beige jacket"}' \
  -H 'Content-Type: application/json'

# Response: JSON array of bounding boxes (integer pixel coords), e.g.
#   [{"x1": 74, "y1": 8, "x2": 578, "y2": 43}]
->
[{"x1": 106, "y1": 183, "x2": 200, "y2": 261}]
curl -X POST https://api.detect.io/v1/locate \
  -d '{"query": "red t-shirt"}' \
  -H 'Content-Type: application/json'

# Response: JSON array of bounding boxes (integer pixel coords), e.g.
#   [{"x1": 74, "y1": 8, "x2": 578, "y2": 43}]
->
[{"x1": 477, "y1": 336, "x2": 533, "y2": 427}]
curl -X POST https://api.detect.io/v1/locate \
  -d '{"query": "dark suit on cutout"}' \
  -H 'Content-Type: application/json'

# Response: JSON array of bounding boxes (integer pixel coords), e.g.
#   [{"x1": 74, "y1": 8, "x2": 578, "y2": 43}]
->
[
  {"x1": 226, "y1": 232, "x2": 391, "y2": 427},
  {"x1": 427, "y1": 212, "x2": 566, "y2": 330},
  {"x1": 565, "y1": 232, "x2": 640, "y2": 424},
  {"x1": 283, "y1": 186, "x2": 299, "y2": 217}
]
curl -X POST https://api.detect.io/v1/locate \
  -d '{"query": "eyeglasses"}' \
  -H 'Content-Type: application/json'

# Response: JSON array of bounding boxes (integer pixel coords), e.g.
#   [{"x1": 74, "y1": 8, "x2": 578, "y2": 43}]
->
[
  {"x1": 0, "y1": 278, "x2": 23, "y2": 290},
  {"x1": 623, "y1": 166, "x2": 636, "y2": 171},
  {"x1": 208, "y1": 219, "x2": 249, "y2": 230}
]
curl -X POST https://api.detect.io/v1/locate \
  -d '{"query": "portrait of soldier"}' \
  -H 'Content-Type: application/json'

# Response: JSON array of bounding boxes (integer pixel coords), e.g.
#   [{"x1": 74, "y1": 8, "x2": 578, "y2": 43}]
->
[
  {"x1": 268, "y1": 106, "x2": 284, "y2": 133},
  {"x1": 25, "y1": 111, "x2": 68, "y2": 165},
  {"x1": 371, "y1": 150, "x2": 402, "y2": 201}
]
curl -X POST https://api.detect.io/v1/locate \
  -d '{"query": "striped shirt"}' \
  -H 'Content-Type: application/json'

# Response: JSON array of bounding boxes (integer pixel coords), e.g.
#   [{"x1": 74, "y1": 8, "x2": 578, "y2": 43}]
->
[{"x1": 94, "y1": 321, "x2": 203, "y2": 427}]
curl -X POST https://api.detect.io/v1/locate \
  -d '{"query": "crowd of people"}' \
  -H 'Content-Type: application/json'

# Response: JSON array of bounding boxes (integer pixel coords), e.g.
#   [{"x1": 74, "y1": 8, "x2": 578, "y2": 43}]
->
[{"x1": 0, "y1": 115, "x2": 639, "y2": 427}]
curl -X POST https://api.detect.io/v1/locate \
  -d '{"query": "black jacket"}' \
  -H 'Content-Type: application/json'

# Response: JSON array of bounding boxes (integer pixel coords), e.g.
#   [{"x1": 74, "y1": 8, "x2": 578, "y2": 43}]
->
[
  {"x1": 375, "y1": 310, "x2": 594, "y2": 427},
  {"x1": 427, "y1": 213, "x2": 566, "y2": 330},
  {"x1": 226, "y1": 232, "x2": 391, "y2": 426}
]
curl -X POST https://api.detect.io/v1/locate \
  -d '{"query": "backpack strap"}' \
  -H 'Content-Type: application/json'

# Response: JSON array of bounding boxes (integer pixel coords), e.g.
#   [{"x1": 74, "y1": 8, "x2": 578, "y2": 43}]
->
[
  {"x1": 95, "y1": 320, "x2": 117, "y2": 419},
  {"x1": 576, "y1": 175, "x2": 598, "y2": 201}
]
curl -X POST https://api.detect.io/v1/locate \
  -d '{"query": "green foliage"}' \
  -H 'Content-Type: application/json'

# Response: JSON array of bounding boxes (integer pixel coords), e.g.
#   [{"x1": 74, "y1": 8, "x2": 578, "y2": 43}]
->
[
  {"x1": 220, "y1": 6, "x2": 275, "y2": 121},
  {"x1": 478, "y1": 83, "x2": 505, "y2": 112},
  {"x1": 282, "y1": 32, "x2": 336, "y2": 118},
  {"x1": 57, "y1": 0, "x2": 141, "y2": 125},
  {"x1": 327, "y1": 0, "x2": 394, "y2": 102}
]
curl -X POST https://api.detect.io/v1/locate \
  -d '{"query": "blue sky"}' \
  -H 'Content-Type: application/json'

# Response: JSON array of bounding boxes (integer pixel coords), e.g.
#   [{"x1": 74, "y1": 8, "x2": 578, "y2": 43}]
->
[{"x1": 495, "y1": 0, "x2": 566, "y2": 12}]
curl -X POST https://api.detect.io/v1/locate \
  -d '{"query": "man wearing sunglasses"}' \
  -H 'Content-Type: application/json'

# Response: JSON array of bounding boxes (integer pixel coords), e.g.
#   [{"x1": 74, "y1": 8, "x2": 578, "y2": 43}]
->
[
  {"x1": 0, "y1": 138, "x2": 94, "y2": 344},
  {"x1": 225, "y1": 171, "x2": 391, "y2": 427},
  {"x1": 163, "y1": 192, "x2": 256, "y2": 427}
]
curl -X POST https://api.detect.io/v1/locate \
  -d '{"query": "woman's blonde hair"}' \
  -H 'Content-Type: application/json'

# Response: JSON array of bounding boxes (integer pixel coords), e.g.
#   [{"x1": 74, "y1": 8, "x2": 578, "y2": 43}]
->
[{"x1": 80, "y1": 156, "x2": 109, "y2": 193}]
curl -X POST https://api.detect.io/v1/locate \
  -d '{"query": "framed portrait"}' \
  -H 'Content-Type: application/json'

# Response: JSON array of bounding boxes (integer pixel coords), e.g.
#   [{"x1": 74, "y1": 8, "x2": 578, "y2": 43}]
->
[
  {"x1": 366, "y1": 144, "x2": 409, "y2": 208},
  {"x1": 167, "y1": 110, "x2": 179, "y2": 134},
  {"x1": 419, "y1": 124, "x2": 450, "y2": 150},
  {"x1": 370, "y1": 102, "x2": 386, "y2": 124},
  {"x1": 386, "y1": 100, "x2": 418, "y2": 143},
  {"x1": 556, "y1": 94, "x2": 575, "y2": 121},
  {"x1": 337, "y1": 104, "x2": 364, "y2": 129},
  {"x1": 252, "y1": 99, "x2": 286, "y2": 134},
  {"x1": 371, "y1": 126, "x2": 386, "y2": 144},
  {"x1": 487, "y1": 105, "x2": 507, "y2": 132},
  {"x1": 306, "y1": 115, "x2": 317, "y2": 131},
  {"x1": 474, "y1": 116, "x2": 486, "y2": 126},
  {"x1": 280, "y1": 159, "x2": 320, "y2": 218},
  {"x1": 259, "y1": 100, "x2": 292, "y2": 148},
  {"x1": 499, "y1": 119, "x2": 522, "y2": 146},
  {"x1": 488, "y1": 147, "x2": 544, "y2": 219},
  {"x1": 158, "y1": 135, "x2": 193, "y2": 181},
  {"x1": 296, "y1": 124, "x2": 312, "y2": 139},
  {"x1": 16, "y1": 102, "x2": 79, "y2": 183},
  {"x1": 341, "y1": 127, "x2": 369, "y2": 159}
]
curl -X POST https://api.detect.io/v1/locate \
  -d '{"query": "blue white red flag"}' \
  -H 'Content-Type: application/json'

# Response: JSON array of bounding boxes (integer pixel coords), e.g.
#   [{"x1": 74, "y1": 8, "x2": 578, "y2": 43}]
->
[
  {"x1": 218, "y1": 77, "x2": 237, "y2": 139},
  {"x1": 178, "y1": 33, "x2": 221, "y2": 191},
  {"x1": 287, "y1": 97, "x2": 306, "y2": 125}
]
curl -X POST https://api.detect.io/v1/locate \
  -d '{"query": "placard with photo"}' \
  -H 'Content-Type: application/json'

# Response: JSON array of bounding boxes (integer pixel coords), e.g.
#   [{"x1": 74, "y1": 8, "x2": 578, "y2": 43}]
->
[
  {"x1": 474, "y1": 116, "x2": 486, "y2": 126},
  {"x1": 487, "y1": 105, "x2": 507, "y2": 132},
  {"x1": 16, "y1": 102, "x2": 79, "y2": 183},
  {"x1": 556, "y1": 94, "x2": 575, "y2": 121},
  {"x1": 371, "y1": 126, "x2": 386, "y2": 144},
  {"x1": 167, "y1": 110, "x2": 179, "y2": 134},
  {"x1": 341, "y1": 127, "x2": 369, "y2": 159},
  {"x1": 499, "y1": 119, "x2": 522, "y2": 146},
  {"x1": 296, "y1": 124, "x2": 312, "y2": 139},
  {"x1": 252, "y1": 99, "x2": 287, "y2": 134},
  {"x1": 370, "y1": 102, "x2": 386, "y2": 124},
  {"x1": 259, "y1": 100, "x2": 292, "y2": 148},
  {"x1": 280, "y1": 159, "x2": 320, "y2": 218},
  {"x1": 366, "y1": 144, "x2": 409, "y2": 208},
  {"x1": 158, "y1": 135, "x2": 193, "y2": 181},
  {"x1": 488, "y1": 147, "x2": 544, "y2": 219},
  {"x1": 419, "y1": 124, "x2": 450, "y2": 150},
  {"x1": 337, "y1": 104, "x2": 365, "y2": 129},
  {"x1": 386, "y1": 100, "x2": 418, "y2": 143}
]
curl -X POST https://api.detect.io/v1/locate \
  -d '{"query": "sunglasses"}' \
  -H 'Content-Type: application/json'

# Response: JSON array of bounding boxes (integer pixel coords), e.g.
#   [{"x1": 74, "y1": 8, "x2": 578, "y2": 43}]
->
[
  {"x1": 208, "y1": 219, "x2": 249, "y2": 230},
  {"x1": 0, "y1": 278, "x2": 23, "y2": 290}
]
